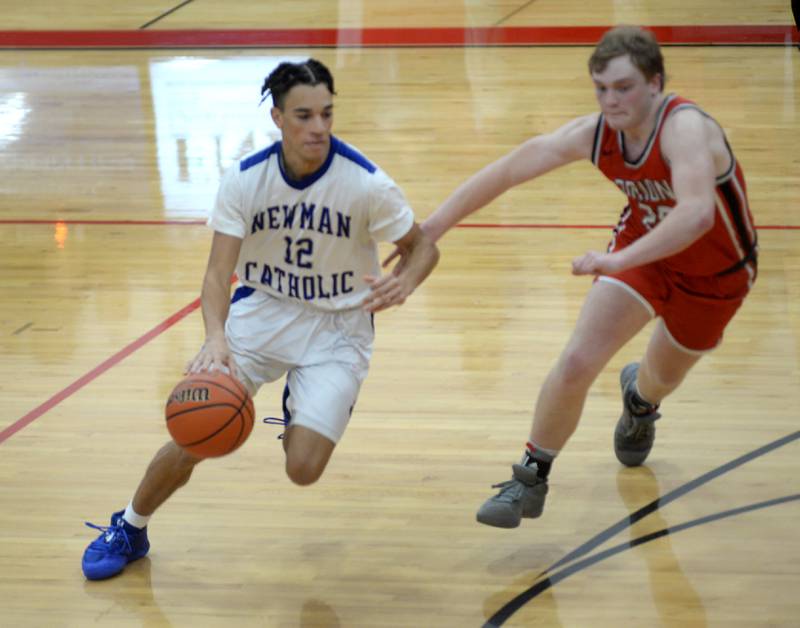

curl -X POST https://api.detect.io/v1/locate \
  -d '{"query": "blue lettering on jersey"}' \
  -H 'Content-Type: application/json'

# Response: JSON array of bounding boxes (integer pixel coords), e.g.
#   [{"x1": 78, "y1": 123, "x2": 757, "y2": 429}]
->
[
  {"x1": 267, "y1": 205, "x2": 281, "y2": 229},
  {"x1": 244, "y1": 261, "x2": 356, "y2": 303},
  {"x1": 282, "y1": 204, "x2": 296, "y2": 228},
  {"x1": 240, "y1": 136, "x2": 373, "y2": 304},
  {"x1": 318, "y1": 206, "x2": 332, "y2": 235},
  {"x1": 250, "y1": 202, "x2": 352, "y2": 239},
  {"x1": 341, "y1": 271, "x2": 353, "y2": 294},
  {"x1": 299, "y1": 203, "x2": 315, "y2": 229},
  {"x1": 287, "y1": 273, "x2": 300, "y2": 298},
  {"x1": 302, "y1": 276, "x2": 315, "y2": 300}
]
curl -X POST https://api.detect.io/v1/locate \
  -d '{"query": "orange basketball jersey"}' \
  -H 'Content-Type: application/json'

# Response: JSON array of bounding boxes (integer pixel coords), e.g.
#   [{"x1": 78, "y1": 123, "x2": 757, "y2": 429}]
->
[{"x1": 592, "y1": 94, "x2": 757, "y2": 281}]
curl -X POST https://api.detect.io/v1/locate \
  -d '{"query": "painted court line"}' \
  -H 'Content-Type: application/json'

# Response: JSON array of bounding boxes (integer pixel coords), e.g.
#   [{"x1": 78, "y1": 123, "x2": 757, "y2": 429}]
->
[
  {"x1": 0, "y1": 25, "x2": 797, "y2": 48},
  {"x1": 0, "y1": 298, "x2": 201, "y2": 444}
]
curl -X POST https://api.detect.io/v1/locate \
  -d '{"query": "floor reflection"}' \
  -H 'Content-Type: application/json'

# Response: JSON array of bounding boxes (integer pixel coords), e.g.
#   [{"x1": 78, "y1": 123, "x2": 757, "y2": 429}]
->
[{"x1": 616, "y1": 466, "x2": 707, "y2": 627}]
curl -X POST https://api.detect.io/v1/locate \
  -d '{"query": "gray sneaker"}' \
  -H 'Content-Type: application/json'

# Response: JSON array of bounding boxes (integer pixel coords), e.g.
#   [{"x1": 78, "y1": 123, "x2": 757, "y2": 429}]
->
[
  {"x1": 476, "y1": 464, "x2": 549, "y2": 528},
  {"x1": 614, "y1": 363, "x2": 661, "y2": 467}
]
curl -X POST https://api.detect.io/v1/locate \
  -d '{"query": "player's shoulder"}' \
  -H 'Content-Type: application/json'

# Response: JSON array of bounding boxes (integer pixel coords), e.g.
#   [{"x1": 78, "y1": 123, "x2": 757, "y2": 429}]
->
[
  {"x1": 237, "y1": 140, "x2": 282, "y2": 174},
  {"x1": 662, "y1": 95, "x2": 712, "y2": 135},
  {"x1": 330, "y1": 136, "x2": 378, "y2": 175},
  {"x1": 661, "y1": 101, "x2": 715, "y2": 154}
]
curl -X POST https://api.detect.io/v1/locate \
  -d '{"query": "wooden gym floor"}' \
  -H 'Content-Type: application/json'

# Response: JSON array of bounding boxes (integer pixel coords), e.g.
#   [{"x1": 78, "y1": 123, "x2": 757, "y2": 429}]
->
[{"x1": 0, "y1": 2, "x2": 798, "y2": 627}]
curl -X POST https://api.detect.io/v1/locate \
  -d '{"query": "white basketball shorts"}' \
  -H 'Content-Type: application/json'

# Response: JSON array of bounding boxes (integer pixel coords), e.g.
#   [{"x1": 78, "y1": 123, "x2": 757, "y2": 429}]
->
[{"x1": 224, "y1": 287, "x2": 373, "y2": 444}]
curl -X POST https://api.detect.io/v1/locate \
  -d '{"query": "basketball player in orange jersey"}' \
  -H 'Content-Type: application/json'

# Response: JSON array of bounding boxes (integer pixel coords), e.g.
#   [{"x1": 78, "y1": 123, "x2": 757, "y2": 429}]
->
[{"x1": 412, "y1": 25, "x2": 757, "y2": 527}]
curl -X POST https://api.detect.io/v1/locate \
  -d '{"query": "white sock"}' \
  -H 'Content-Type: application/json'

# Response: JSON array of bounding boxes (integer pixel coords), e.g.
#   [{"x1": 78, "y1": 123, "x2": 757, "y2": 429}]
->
[{"x1": 122, "y1": 501, "x2": 151, "y2": 529}]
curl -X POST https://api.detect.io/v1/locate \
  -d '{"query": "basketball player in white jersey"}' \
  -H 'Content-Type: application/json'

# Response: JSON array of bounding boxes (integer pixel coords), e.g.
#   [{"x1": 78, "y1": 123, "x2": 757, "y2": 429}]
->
[{"x1": 81, "y1": 59, "x2": 439, "y2": 580}]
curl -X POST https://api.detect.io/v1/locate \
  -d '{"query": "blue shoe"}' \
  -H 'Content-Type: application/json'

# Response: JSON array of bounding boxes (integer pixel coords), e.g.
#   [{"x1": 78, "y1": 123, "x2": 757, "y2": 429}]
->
[{"x1": 82, "y1": 510, "x2": 150, "y2": 580}]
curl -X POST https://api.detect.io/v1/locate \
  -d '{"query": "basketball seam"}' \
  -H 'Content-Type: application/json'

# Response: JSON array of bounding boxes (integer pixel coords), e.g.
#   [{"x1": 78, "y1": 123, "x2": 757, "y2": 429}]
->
[
  {"x1": 176, "y1": 409, "x2": 242, "y2": 447},
  {"x1": 165, "y1": 402, "x2": 242, "y2": 421},
  {"x1": 166, "y1": 375, "x2": 254, "y2": 454}
]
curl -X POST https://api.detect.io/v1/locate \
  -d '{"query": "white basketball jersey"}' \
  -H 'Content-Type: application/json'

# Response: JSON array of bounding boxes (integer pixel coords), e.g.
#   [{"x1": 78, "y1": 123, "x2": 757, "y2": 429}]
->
[{"x1": 208, "y1": 136, "x2": 415, "y2": 311}]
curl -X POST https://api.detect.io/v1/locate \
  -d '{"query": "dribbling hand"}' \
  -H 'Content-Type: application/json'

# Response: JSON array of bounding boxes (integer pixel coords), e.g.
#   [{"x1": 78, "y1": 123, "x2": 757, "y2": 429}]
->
[{"x1": 185, "y1": 336, "x2": 239, "y2": 377}]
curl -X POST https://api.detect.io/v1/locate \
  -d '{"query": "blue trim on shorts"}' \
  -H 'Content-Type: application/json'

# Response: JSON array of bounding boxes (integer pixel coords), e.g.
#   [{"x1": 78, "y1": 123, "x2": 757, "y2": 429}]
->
[
  {"x1": 231, "y1": 286, "x2": 255, "y2": 304},
  {"x1": 281, "y1": 381, "x2": 292, "y2": 426}
]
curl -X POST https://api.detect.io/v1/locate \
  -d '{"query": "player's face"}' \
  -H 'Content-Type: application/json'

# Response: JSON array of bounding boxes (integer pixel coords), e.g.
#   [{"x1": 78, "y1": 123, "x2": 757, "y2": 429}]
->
[
  {"x1": 591, "y1": 55, "x2": 661, "y2": 131},
  {"x1": 272, "y1": 83, "x2": 333, "y2": 174}
]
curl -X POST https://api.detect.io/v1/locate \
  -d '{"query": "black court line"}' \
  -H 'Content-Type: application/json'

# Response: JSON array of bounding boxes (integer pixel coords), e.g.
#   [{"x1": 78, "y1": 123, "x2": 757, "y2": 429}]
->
[
  {"x1": 493, "y1": 1, "x2": 537, "y2": 27},
  {"x1": 483, "y1": 429, "x2": 800, "y2": 626},
  {"x1": 483, "y1": 493, "x2": 800, "y2": 627},
  {"x1": 139, "y1": 0, "x2": 196, "y2": 30}
]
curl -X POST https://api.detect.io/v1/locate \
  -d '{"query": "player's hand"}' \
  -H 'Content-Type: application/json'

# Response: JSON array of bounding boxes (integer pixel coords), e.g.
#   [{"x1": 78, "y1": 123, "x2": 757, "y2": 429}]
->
[
  {"x1": 362, "y1": 273, "x2": 413, "y2": 313},
  {"x1": 185, "y1": 335, "x2": 238, "y2": 376},
  {"x1": 571, "y1": 251, "x2": 624, "y2": 276},
  {"x1": 382, "y1": 220, "x2": 434, "y2": 268}
]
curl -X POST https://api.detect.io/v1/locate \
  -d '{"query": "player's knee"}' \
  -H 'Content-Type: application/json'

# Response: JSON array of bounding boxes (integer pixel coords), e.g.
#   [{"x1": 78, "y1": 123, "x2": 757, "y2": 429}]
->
[
  {"x1": 555, "y1": 348, "x2": 601, "y2": 388},
  {"x1": 285, "y1": 456, "x2": 326, "y2": 486},
  {"x1": 162, "y1": 440, "x2": 203, "y2": 472}
]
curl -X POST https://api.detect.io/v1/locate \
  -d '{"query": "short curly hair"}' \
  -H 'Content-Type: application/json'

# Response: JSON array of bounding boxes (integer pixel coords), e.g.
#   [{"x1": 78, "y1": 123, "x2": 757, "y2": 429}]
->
[
  {"x1": 260, "y1": 59, "x2": 336, "y2": 109},
  {"x1": 588, "y1": 26, "x2": 666, "y2": 90}
]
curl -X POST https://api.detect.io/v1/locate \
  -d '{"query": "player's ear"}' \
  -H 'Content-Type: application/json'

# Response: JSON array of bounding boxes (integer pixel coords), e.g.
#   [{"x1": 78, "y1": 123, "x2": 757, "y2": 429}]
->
[
  {"x1": 650, "y1": 72, "x2": 663, "y2": 94},
  {"x1": 270, "y1": 106, "x2": 283, "y2": 129}
]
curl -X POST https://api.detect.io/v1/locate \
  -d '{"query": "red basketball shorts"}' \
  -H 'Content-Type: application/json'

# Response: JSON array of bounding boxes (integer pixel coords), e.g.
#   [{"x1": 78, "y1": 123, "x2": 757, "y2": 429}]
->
[{"x1": 600, "y1": 258, "x2": 754, "y2": 353}]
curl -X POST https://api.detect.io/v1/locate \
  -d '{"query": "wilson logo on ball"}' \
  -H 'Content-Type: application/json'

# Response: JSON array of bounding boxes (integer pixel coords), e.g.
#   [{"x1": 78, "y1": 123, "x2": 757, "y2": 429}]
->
[{"x1": 167, "y1": 387, "x2": 211, "y2": 405}]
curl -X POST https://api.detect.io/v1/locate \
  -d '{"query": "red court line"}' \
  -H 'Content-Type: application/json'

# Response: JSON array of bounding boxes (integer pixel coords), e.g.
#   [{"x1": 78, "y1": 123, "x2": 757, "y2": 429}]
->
[
  {"x1": 0, "y1": 219, "x2": 206, "y2": 226},
  {"x1": 0, "y1": 298, "x2": 201, "y2": 445},
  {"x1": 0, "y1": 25, "x2": 796, "y2": 48},
  {"x1": 1, "y1": 219, "x2": 798, "y2": 229}
]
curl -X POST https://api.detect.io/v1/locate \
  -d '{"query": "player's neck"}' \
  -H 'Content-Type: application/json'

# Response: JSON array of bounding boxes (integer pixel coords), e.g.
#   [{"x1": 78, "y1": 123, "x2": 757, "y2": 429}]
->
[{"x1": 280, "y1": 149, "x2": 325, "y2": 181}]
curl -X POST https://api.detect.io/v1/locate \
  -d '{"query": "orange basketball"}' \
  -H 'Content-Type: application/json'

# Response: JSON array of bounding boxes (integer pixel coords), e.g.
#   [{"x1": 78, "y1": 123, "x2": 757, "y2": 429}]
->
[{"x1": 165, "y1": 370, "x2": 255, "y2": 458}]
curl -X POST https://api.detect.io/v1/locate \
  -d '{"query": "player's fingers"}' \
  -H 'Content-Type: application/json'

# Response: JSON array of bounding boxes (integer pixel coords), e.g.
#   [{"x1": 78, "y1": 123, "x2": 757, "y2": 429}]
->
[
  {"x1": 365, "y1": 273, "x2": 394, "y2": 291},
  {"x1": 367, "y1": 287, "x2": 405, "y2": 312},
  {"x1": 363, "y1": 291, "x2": 388, "y2": 312},
  {"x1": 228, "y1": 358, "x2": 242, "y2": 381},
  {"x1": 189, "y1": 351, "x2": 209, "y2": 373}
]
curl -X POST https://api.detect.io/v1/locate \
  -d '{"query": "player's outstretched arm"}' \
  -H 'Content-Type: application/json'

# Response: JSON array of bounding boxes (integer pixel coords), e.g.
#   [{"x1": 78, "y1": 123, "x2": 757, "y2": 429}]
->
[
  {"x1": 363, "y1": 223, "x2": 439, "y2": 313},
  {"x1": 422, "y1": 114, "x2": 598, "y2": 243},
  {"x1": 186, "y1": 231, "x2": 243, "y2": 374}
]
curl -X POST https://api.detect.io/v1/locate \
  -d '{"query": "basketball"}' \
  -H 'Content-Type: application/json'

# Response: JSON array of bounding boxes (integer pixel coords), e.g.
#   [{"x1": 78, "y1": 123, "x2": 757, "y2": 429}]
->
[{"x1": 165, "y1": 370, "x2": 255, "y2": 458}]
